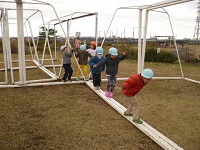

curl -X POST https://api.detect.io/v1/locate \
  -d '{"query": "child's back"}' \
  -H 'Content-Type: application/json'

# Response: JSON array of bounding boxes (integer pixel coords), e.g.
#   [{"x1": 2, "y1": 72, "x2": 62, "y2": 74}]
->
[
  {"x1": 75, "y1": 45, "x2": 92, "y2": 81},
  {"x1": 76, "y1": 50, "x2": 92, "y2": 65}
]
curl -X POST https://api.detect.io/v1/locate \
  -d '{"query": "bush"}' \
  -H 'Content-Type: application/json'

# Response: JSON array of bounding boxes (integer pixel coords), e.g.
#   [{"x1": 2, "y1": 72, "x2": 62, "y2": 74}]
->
[
  {"x1": 107, "y1": 43, "x2": 138, "y2": 60},
  {"x1": 145, "y1": 48, "x2": 178, "y2": 63},
  {"x1": 124, "y1": 48, "x2": 138, "y2": 60},
  {"x1": 180, "y1": 48, "x2": 199, "y2": 63}
]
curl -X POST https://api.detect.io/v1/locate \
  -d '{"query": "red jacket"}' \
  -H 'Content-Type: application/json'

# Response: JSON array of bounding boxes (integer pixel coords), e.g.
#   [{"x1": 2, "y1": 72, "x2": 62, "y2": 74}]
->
[{"x1": 122, "y1": 74, "x2": 146, "y2": 97}]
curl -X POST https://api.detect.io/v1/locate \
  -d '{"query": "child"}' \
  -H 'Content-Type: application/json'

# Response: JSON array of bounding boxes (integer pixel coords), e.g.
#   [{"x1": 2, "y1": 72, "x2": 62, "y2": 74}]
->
[
  {"x1": 89, "y1": 47, "x2": 105, "y2": 90},
  {"x1": 61, "y1": 45, "x2": 73, "y2": 82},
  {"x1": 74, "y1": 37, "x2": 81, "y2": 51},
  {"x1": 116, "y1": 68, "x2": 154, "y2": 124},
  {"x1": 86, "y1": 41, "x2": 97, "y2": 79},
  {"x1": 75, "y1": 44, "x2": 92, "y2": 81},
  {"x1": 86, "y1": 41, "x2": 96, "y2": 57},
  {"x1": 93, "y1": 47, "x2": 126, "y2": 98}
]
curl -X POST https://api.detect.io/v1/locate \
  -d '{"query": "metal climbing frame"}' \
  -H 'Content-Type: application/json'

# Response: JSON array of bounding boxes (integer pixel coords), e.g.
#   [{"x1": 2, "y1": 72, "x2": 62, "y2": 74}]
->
[
  {"x1": 101, "y1": 0, "x2": 199, "y2": 84},
  {"x1": 0, "y1": 0, "x2": 98, "y2": 87}
]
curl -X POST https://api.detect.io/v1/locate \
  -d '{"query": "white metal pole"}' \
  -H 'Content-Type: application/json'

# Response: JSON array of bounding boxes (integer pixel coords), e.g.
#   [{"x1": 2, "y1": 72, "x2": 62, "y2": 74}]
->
[
  {"x1": 45, "y1": 24, "x2": 56, "y2": 75},
  {"x1": 101, "y1": 8, "x2": 119, "y2": 47},
  {"x1": 24, "y1": 24, "x2": 33, "y2": 59},
  {"x1": 4, "y1": 10, "x2": 10, "y2": 70},
  {"x1": 137, "y1": 9, "x2": 142, "y2": 74},
  {"x1": 1, "y1": 8, "x2": 8, "y2": 83},
  {"x1": 41, "y1": 23, "x2": 49, "y2": 65},
  {"x1": 58, "y1": 59, "x2": 63, "y2": 78},
  {"x1": 35, "y1": 32, "x2": 39, "y2": 60},
  {"x1": 5, "y1": 9, "x2": 14, "y2": 84},
  {"x1": 34, "y1": 9, "x2": 47, "y2": 63},
  {"x1": 163, "y1": 8, "x2": 184, "y2": 78},
  {"x1": 16, "y1": 0, "x2": 26, "y2": 85},
  {"x1": 54, "y1": 24, "x2": 57, "y2": 59},
  {"x1": 95, "y1": 12, "x2": 98, "y2": 45},
  {"x1": 41, "y1": 21, "x2": 57, "y2": 76},
  {"x1": 147, "y1": 0, "x2": 194, "y2": 11},
  {"x1": 141, "y1": 10, "x2": 149, "y2": 71},
  {"x1": 66, "y1": 21, "x2": 70, "y2": 52}
]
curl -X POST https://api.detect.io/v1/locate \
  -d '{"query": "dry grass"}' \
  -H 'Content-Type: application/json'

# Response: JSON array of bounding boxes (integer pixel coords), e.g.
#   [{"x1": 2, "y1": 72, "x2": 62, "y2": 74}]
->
[
  {"x1": 113, "y1": 80, "x2": 200, "y2": 150},
  {"x1": 0, "y1": 78, "x2": 199, "y2": 149},
  {"x1": 0, "y1": 84, "x2": 163, "y2": 150},
  {"x1": 0, "y1": 45, "x2": 200, "y2": 149}
]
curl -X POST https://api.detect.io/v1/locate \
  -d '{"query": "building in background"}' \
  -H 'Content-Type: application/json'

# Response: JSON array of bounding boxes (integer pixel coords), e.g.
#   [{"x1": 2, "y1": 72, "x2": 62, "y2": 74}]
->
[{"x1": 76, "y1": 32, "x2": 81, "y2": 38}]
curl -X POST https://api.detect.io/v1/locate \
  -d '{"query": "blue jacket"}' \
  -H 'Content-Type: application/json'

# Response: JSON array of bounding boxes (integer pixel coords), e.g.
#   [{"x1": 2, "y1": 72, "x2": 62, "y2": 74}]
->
[{"x1": 89, "y1": 55, "x2": 105, "y2": 74}]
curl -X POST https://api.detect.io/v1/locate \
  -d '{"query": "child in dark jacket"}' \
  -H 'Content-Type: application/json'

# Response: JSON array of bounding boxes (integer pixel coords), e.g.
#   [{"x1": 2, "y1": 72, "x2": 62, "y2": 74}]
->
[
  {"x1": 75, "y1": 44, "x2": 92, "y2": 81},
  {"x1": 61, "y1": 45, "x2": 73, "y2": 82},
  {"x1": 93, "y1": 47, "x2": 126, "y2": 98},
  {"x1": 116, "y1": 68, "x2": 154, "y2": 124},
  {"x1": 89, "y1": 47, "x2": 105, "y2": 90}
]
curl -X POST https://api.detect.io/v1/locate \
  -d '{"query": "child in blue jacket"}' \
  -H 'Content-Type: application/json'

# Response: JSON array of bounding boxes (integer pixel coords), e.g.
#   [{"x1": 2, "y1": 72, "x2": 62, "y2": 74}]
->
[{"x1": 89, "y1": 47, "x2": 105, "y2": 90}]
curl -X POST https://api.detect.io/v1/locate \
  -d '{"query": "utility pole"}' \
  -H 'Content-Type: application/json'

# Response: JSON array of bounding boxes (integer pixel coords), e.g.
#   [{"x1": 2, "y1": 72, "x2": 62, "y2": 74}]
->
[{"x1": 193, "y1": 0, "x2": 200, "y2": 40}]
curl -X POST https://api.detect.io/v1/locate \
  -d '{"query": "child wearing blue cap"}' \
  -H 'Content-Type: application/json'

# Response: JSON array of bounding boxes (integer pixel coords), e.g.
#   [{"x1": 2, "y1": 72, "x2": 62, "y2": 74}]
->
[
  {"x1": 93, "y1": 47, "x2": 126, "y2": 98},
  {"x1": 60, "y1": 45, "x2": 73, "y2": 82},
  {"x1": 75, "y1": 44, "x2": 92, "y2": 81},
  {"x1": 116, "y1": 68, "x2": 154, "y2": 124},
  {"x1": 89, "y1": 47, "x2": 105, "y2": 90}
]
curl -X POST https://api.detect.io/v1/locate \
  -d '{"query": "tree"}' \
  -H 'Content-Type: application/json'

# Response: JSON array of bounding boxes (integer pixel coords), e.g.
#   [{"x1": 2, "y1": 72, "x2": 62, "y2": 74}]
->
[{"x1": 39, "y1": 26, "x2": 58, "y2": 38}]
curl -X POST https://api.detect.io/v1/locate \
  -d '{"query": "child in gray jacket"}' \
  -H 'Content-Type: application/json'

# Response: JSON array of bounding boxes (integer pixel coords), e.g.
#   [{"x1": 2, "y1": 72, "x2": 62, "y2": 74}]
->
[{"x1": 61, "y1": 45, "x2": 73, "y2": 82}]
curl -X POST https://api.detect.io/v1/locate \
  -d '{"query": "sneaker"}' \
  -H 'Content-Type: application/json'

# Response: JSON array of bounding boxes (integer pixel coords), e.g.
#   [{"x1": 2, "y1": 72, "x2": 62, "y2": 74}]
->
[
  {"x1": 94, "y1": 86, "x2": 98, "y2": 90},
  {"x1": 75, "y1": 78, "x2": 80, "y2": 81},
  {"x1": 109, "y1": 92, "x2": 113, "y2": 98},
  {"x1": 85, "y1": 78, "x2": 89, "y2": 81},
  {"x1": 62, "y1": 79, "x2": 66, "y2": 83},
  {"x1": 124, "y1": 112, "x2": 133, "y2": 116},
  {"x1": 133, "y1": 118, "x2": 143, "y2": 124},
  {"x1": 105, "y1": 90, "x2": 109, "y2": 97}
]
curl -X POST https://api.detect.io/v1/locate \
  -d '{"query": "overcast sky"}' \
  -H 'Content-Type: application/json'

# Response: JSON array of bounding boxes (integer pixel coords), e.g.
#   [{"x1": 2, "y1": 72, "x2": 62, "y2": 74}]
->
[{"x1": 1, "y1": 0, "x2": 198, "y2": 39}]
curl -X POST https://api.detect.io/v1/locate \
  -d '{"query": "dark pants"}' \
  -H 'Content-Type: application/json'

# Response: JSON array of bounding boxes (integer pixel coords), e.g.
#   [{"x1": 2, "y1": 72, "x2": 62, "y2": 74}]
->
[
  {"x1": 62, "y1": 64, "x2": 73, "y2": 80},
  {"x1": 92, "y1": 73, "x2": 101, "y2": 87}
]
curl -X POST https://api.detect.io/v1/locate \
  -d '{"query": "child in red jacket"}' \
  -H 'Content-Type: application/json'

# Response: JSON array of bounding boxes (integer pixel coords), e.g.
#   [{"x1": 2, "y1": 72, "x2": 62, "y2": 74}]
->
[{"x1": 116, "y1": 68, "x2": 154, "y2": 124}]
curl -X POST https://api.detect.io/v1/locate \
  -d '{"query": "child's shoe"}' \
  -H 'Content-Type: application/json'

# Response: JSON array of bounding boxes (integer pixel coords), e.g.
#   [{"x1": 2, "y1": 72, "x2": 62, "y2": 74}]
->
[
  {"x1": 124, "y1": 112, "x2": 133, "y2": 116},
  {"x1": 85, "y1": 78, "x2": 89, "y2": 81},
  {"x1": 109, "y1": 92, "x2": 113, "y2": 98},
  {"x1": 133, "y1": 118, "x2": 143, "y2": 124},
  {"x1": 75, "y1": 78, "x2": 80, "y2": 81},
  {"x1": 94, "y1": 86, "x2": 98, "y2": 90},
  {"x1": 62, "y1": 79, "x2": 66, "y2": 83},
  {"x1": 105, "y1": 90, "x2": 109, "y2": 97}
]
